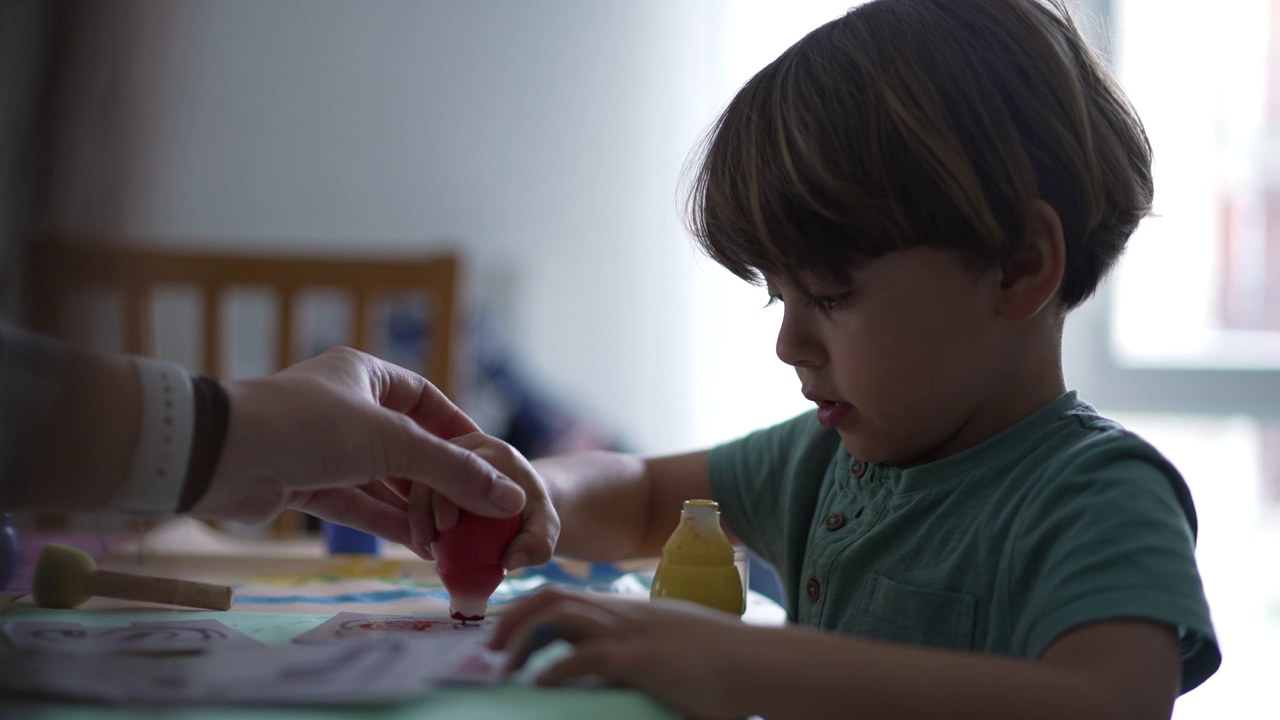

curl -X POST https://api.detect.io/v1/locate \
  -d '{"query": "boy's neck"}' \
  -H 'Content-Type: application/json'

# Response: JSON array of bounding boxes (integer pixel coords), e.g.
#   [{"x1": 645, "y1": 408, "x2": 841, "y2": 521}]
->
[{"x1": 909, "y1": 325, "x2": 1066, "y2": 469}]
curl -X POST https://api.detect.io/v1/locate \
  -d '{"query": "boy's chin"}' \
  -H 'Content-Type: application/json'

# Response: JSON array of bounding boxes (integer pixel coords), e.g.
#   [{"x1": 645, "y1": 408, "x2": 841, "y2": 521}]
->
[
  {"x1": 838, "y1": 433, "x2": 872, "y2": 461},
  {"x1": 838, "y1": 433, "x2": 903, "y2": 467}
]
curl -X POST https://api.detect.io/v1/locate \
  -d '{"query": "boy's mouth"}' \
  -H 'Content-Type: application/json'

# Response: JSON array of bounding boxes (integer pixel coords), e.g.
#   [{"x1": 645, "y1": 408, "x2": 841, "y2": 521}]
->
[
  {"x1": 814, "y1": 400, "x2": 852, "y2": 429},
  {"x1": 804, "y1": 389, "x2": 852, "y2": 429}
]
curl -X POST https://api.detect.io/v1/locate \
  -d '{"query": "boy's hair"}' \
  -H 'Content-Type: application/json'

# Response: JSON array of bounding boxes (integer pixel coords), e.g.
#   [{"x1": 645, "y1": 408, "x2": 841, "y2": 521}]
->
[{"x1": 687, "y1": 0, "x2": 1152, "y2": 311}]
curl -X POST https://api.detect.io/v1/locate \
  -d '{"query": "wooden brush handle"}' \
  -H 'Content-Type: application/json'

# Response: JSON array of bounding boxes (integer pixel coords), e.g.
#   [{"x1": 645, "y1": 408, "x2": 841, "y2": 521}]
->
[{"x1": 91, "y1": 569, "x2": 234, "y2": 610}]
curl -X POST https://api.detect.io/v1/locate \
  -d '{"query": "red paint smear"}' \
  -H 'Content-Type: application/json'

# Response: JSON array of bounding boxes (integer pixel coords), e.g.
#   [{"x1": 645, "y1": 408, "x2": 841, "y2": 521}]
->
[{"x1": 357, "y1": 619, "x2": 438, "y2": 631}]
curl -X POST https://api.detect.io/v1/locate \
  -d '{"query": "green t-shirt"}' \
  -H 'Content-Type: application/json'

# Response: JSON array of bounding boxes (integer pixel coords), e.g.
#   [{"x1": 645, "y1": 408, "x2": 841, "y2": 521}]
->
[{"x1": 709, "y1": 391, "x2": 1219, "y2": 693}]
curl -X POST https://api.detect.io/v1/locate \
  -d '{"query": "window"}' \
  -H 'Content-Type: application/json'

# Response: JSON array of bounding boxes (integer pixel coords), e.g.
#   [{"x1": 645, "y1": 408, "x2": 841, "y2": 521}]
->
[{"x1": 1084, "y1": 2, "x2": 1280, "y2": 717}]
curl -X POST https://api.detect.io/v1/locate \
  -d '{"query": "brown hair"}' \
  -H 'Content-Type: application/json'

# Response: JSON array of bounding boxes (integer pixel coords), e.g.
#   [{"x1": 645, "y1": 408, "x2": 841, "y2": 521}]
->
[{"x1": 686, "y1": 0, "x2": 1152, "y2": 310}]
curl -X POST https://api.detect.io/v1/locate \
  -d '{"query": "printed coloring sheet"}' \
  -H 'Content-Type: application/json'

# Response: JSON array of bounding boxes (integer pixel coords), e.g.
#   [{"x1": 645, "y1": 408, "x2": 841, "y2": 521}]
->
[
  {"x1": 1, "y1": 618, "x2": 262, "y2": 654},
  {"x1": 0, "y1": 613, "x2": 505, "y2": 705},
  {"x1": 294, "y1": 611, "x2": 484, "y2": 642},
  {"x1": 293, "y1": 612, "x2": 505, "y2": 686}
]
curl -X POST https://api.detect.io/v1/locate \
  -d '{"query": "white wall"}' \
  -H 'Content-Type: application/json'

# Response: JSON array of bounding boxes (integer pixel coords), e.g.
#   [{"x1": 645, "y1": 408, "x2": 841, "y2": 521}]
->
[
  {"x1": 41, "y1": 0, "x2": 771, "y2": 455},
  {"x1": 42, "y1": 0, "x2": 858, "y2": 455}
]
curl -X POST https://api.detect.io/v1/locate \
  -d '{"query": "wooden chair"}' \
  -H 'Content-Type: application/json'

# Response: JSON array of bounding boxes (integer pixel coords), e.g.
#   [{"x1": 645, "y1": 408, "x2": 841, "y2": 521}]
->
[{"x1": 26, "y1": 240, "x2": 462, "y2": 536}]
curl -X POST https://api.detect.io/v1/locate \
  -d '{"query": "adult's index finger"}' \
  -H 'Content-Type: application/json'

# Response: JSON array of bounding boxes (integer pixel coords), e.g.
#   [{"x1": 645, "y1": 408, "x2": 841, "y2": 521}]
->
[{"x1": 375, "y1": 358, "x2": 481, "y2": 439}]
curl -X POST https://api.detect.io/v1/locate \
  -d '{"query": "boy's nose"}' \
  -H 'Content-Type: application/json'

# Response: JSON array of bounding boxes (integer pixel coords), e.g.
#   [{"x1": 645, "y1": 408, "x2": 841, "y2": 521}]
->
[{"x1": 775, "y1": 311, "x2": 824, "y2": 369}]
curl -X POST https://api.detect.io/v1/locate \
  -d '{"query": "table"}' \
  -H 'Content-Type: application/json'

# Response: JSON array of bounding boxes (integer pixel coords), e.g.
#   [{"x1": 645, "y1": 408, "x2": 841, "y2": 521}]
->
[{"x1": 0, "y1": 519, "x2": 785, "y2": 718}]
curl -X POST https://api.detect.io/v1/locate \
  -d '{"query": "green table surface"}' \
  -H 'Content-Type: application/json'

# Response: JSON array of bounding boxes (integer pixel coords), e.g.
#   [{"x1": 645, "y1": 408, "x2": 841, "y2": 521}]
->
[{"x1": 0, "y1": 604, "x2": 676, "y2": 719}]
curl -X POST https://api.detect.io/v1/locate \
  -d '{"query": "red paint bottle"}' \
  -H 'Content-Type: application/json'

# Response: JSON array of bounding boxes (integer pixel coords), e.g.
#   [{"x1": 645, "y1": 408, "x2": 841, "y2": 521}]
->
[{"x1": 434, "y1": 510, "x2": 521, "y2": 620}]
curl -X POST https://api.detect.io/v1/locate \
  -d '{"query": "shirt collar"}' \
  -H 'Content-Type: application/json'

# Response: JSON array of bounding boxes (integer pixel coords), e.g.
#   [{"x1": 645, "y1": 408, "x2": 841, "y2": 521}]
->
[{"x1": 842, "y1": 391, "x2": 1091, "y2": 495}]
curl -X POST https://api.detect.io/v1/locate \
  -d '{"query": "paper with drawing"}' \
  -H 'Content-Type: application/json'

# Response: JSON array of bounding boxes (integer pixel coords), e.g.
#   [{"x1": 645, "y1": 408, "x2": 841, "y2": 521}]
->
[{"x1": 0, "y1": 613, "x2": 503, "y2": 705}]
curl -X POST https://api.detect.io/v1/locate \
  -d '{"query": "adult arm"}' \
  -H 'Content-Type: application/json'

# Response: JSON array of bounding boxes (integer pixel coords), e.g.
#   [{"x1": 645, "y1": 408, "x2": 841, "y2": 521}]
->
[
  {"x1": 18, "y1": 344, "x2": 139, "y2": 511},
  {"x1": 6, "y1": 338, "x2": 526, "y2": 542}
]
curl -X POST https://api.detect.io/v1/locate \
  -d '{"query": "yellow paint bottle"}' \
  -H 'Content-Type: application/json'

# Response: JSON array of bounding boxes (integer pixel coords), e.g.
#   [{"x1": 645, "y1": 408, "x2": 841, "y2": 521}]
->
[{"x1": 650, "y1": 499, "x2": 744, "y2": 615}]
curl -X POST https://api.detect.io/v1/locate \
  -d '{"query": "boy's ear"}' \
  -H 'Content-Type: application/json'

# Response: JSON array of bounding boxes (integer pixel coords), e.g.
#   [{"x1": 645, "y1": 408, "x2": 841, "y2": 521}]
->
[{"x1": 997, "y1": 200, "x2": 1065, "y2": 322}]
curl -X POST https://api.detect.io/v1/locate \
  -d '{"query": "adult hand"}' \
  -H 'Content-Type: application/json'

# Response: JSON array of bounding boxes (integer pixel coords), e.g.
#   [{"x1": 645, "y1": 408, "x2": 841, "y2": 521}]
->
[
  {"x1": 491, "y1": 588, "x2": 750, "y2": 719},
  {"x1": 191, "y1": 346, "x2": 526, "y2": 542},
  {"x1": 404, "y1": 432, "x2": 560, "y2": 571}
]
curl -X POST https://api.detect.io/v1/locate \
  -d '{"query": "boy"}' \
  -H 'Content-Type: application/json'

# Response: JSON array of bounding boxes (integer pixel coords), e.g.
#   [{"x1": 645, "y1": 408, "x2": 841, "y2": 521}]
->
[{"x1": 413, "y1": 0, "x2": 1219, "y2": 717}]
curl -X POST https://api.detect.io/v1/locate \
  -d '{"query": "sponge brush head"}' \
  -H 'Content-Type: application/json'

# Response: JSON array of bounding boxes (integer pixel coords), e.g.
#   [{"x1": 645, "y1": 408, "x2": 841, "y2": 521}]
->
[{"x1": 32, "y1": 543, "x2": 95, "y2": 609}]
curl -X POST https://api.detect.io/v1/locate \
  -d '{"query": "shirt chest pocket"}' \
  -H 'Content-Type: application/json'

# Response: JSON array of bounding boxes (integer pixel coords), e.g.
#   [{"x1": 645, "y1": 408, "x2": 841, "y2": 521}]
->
[{"x1": 851, "y1": 574, "x2": 977, "y2": 651}]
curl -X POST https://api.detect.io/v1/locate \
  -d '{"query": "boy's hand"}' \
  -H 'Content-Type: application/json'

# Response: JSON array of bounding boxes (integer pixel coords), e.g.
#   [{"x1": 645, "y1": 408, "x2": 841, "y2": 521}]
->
[
  {"x1": 405, "y1": 433, "x2": 560, "y2": 571},
  {"x1": 491, "y1": 588, "x2": 749, "y2": 720}
]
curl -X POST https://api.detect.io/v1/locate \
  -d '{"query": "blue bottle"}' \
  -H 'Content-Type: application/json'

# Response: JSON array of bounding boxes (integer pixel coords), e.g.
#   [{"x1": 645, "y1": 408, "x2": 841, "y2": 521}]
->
[{"x1": 322, "y1": 521, "x2": 382, "y2": 555}]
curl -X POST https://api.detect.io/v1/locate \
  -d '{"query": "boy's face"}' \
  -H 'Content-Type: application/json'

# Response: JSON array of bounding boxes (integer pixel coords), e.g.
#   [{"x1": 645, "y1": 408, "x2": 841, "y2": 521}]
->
[{"x1": 766, "y1": 247, "x2": 1013, "y2": 467}]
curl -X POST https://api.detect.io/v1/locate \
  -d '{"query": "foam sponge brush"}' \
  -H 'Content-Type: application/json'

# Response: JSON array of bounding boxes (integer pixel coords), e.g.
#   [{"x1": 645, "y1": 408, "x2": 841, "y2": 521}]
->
[{"x1": 33, "y1": 543, "x2": 233, "y2": 611}]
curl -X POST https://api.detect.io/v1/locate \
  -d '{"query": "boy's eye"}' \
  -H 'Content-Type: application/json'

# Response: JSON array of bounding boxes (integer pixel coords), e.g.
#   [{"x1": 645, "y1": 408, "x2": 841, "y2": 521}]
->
[
  {"x1": 807, "y1": 292, "x2": 850, "y2": 312},
  {"x1": 762, "y1": 288, "x2": 850, "y2": 312},
  {"x1": 763, "y1": 282, "x2": 782, "y2": 308}
]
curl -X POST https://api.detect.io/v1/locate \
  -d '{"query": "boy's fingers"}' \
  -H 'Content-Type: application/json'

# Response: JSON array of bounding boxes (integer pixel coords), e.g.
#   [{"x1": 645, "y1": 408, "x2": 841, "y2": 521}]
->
[
  {"x1": 382, "y1": 477, "x2": 413, "y2": 501},
  {"x1": 388, "y1": 420, "x2": 526, "y2": 518},
  {"x1": 433, "y1": 494, "x2": 461, "y2": 533},
  {"x1": 506, "y1": 621, "x2": 572, "y2": 671},
  {"x1": 360, "y1": 479, "x2": 409, "y2": 511},
  {"x1": 408, "y1": 485, "x2": 436, "y2": 551},
  {"x1": 494, "y1": 591, "x2": 627, "y2": 663},
  {"x1": 535, "y1": 642, "x2": 623, "y2": 687},
  {"x1": 502, "y1": 493, "x2": 560, "y2": 571},
  {"x1": 505, "y1": 600, "x2": 621, "y2": 672},
  {"x1": 491, "y1": 588, "x2": 578, "y2": 650},
  {"x1": 448, "y1": 431, "x2": 488, "y2": 451},
  {"x1": 496, "y1": 602, "x2": 601, "y2": 671},
  {"x1": 505, "y1": 530, "x2": 553, "y2": 570}
]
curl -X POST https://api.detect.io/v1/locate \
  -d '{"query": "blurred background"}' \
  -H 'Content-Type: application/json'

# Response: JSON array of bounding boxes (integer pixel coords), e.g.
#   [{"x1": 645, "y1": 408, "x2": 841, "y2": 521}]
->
[{"x1": 0, "y1": 0, "x2": 1276, "y2": 717}]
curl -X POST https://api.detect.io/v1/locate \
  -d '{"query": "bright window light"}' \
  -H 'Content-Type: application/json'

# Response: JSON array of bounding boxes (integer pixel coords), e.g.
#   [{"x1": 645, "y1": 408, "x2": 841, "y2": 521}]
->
[{"x1": 1111, "y1": 0, "x2": 1280, "y2": 368}]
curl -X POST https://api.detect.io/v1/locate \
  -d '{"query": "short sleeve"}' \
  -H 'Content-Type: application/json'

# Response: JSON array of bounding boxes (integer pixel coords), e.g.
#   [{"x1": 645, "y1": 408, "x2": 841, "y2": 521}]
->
[{"x1": 1010, "y1": 435, "x2": 1220, "y2": 693}]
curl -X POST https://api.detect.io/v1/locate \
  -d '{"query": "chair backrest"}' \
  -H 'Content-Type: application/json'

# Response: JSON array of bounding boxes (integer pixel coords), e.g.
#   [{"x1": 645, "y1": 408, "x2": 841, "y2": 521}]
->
[
  {"x1": 26, "y1": 241, "x2": 460, "y2": 395},
  {"x1": 25, "y1": 240, "x2": 462, "y2": 537}
]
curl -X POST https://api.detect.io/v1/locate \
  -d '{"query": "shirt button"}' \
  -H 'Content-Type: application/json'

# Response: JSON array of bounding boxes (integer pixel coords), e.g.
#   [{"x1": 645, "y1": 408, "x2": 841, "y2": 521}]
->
[
  {"x1": 824, "y1": 513, "x2": 846, "y2": 531},
  {"x1": 806, "y1": 578, "x2": 821, "y2": 601},
  {"x1": 850, "y1": 459, "x2": 868, "y2": 478}
]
